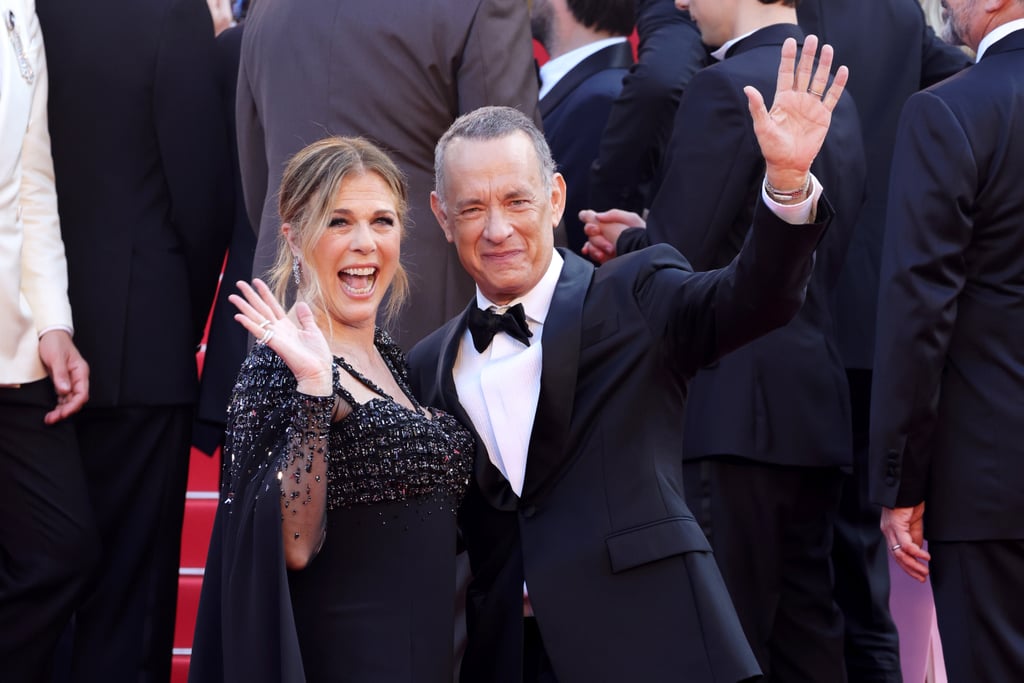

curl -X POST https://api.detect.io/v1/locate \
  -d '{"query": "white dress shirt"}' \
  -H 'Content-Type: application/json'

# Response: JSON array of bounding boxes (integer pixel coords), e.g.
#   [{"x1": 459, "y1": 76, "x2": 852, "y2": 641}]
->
[{"x1": 453, "y1": 251, "x2": 564, "y2": 497}]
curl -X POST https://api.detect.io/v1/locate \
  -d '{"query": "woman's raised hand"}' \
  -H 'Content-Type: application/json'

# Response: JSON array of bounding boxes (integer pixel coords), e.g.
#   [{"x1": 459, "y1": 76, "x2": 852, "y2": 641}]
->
[{"x1": 230, "y1": 279, "x2": 334, "y2": 396}]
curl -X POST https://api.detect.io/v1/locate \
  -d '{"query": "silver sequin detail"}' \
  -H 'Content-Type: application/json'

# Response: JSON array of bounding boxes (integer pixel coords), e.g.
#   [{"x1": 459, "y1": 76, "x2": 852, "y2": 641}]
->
[{"x1": 6, "y1": 12, "x2": 35, "y2": 85}]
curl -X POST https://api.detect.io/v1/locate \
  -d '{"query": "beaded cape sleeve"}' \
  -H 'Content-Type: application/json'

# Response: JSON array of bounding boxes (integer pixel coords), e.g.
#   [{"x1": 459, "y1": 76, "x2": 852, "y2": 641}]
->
[{"x1": 189, "y1": 343, "x2": 328, "y2": 683}]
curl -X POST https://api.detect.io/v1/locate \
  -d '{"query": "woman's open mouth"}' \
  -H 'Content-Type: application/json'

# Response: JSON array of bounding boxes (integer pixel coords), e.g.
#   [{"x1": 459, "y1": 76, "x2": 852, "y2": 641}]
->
[{"x1": 339, "y1": 266, "x2": 378, "y2": 296}]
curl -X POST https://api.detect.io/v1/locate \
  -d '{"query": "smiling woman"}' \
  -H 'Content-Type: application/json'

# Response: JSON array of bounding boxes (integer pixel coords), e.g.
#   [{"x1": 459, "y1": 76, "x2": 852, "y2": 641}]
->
[{"x1": 189, "y1": 137, "x2": 474, "y2": 682}]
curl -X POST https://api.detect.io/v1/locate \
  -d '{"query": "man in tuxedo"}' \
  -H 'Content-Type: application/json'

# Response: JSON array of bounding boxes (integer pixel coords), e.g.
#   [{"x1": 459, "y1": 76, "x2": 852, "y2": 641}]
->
[
  {"x1": 0, "y1": 1, "x2": 96, "y2": 678},
  {"x1": 584, "y1": 0, "x2": 864, "y2": 678},
  {"x1": 796, "y1": 2, "x2": 971, "y2": 679},
  {"x1": 588, "y1": 0, "x2": 707, "y2": 217},
  {"x1": 239, "y1": 0, "x2": 539, "y2": 348},
  {"x1": 533, "y1": 0, "x2": 635, "y2": 256},
  {"x1": 870, "y1": 1, "x2": 1024, "y2": 680},
  {"x1": 409, "y1": 34, "x2": 849, "y2": 682},
  {"x1": 36, "y1": 0, "x2": 232, "y2": 678}
]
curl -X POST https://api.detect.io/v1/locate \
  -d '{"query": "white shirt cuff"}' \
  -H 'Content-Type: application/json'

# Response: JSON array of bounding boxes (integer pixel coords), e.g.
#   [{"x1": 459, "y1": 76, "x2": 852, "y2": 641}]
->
[
  {"x1": 761, "y1": 173, "x2": 823, "y2": 225},
  {"x1": 38, "y1": 325, "x2": 74, "y2": 339}
]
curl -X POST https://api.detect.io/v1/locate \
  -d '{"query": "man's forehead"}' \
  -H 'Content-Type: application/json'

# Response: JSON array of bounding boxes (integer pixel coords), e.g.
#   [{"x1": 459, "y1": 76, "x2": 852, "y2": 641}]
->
[{"x1": 445, "y1": 136, "x2": 544, "y2": 183}]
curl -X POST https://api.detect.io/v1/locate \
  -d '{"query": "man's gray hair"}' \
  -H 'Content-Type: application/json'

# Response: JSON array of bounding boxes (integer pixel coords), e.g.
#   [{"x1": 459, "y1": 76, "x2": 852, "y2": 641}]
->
[{"x1": 434, "y1": 106, "x2": 556, "y2": 206}]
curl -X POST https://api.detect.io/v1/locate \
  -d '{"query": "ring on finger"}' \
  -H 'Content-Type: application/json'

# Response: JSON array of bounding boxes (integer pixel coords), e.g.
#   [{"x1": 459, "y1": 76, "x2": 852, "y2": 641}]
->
[
  {"x1": 258, "y1": 319, "x2": 272, "y2": 330},
  {"x1": 808, "y1": 87, "x2": 824, "y2": 98},
  {"x1": 891, "y1": 543, "x2": 902, "y2": 552},
  {"x1": 257, "y1": 327, "x2": 275, "y2": 345}
]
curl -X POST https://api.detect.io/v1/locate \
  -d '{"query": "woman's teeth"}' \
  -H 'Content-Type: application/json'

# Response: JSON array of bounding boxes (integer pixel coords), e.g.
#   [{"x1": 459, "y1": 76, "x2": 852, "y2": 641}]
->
[{"x1": 340, "y1": 267, "x2": 377, "y2": 294}]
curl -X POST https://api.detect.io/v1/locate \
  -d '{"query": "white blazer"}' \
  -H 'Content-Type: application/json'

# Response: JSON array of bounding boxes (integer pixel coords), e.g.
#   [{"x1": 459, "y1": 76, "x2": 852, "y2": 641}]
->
[{"x1": 0, "y1": 0, "x2": 73, "y2": 386}]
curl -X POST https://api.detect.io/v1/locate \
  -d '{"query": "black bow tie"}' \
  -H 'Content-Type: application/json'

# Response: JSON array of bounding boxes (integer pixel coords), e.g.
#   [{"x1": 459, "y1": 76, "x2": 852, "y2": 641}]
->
[{"x1": 467, "y1": 303, "x2": 533, "y2": 353}]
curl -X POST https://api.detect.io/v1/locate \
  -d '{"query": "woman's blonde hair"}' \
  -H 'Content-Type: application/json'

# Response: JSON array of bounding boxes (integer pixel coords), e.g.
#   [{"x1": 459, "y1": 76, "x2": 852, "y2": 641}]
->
[{"x1": 269, "y1": 137, "x2": 410, "y2": 324}]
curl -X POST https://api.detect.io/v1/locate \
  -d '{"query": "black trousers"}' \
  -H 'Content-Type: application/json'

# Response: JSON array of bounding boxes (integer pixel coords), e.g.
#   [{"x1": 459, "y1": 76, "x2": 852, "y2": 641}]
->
[
  {"x1": 0, "y1": 380, "x2": 97, "y2": 683},
  {"x1": 684, "y1": 456, "x2": 846, "y2": 683},
  {"x1": 61, "y1": 405, "x2": 192, "y2": 683},
  {"x1": 832, "y1": 369, "x2": 901, "y2": 682},
  {"x1": 931, "y1": 539, "x2": 1024, "y2": 683}
]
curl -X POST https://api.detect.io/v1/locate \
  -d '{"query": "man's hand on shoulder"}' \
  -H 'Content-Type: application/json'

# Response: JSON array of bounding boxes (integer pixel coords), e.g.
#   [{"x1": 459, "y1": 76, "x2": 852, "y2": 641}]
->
[{"x1": 38, "y1": 329, "x2": 90, "y2": 424}]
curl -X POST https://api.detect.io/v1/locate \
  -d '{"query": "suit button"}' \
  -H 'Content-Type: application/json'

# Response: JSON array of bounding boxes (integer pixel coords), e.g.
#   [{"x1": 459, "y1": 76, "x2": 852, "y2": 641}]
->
[{"x1": 522, "y1": 505, "x2": 537, "y2": 518}]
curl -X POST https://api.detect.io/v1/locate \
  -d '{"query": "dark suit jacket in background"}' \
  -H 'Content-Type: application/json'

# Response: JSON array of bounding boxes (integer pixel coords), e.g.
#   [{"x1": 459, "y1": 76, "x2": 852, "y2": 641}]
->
[
  {"x1": 540, "y1": 40, "x2": 633, "y2": 255},
  {"x1": 409, "y1": 199, "x2": 832, "y2": 683},
  {"x1": 626, "y1": 24, "x2": 865, "y2": 468},
  {"x1": 870, "y1": 29, "x2": 1024, "y2": 541},
  {"x1": 39, "y1": 0, "x2": 231, "y2": 407},
  {"x1": 193, "y1": 23, "x2": 258, "y2": 456},
  {"x1": 239, "y1": 0, "x2": 540, "y2": 349},
  {"x1": 37, "y1": 0, "x2": 232, "y2": 678},
  {"x1": 798, "y1": 0, "x2": 971, "y2": 369},
  {"x1": 588, "y1": 1, "x2": 708, "y2": 214}
]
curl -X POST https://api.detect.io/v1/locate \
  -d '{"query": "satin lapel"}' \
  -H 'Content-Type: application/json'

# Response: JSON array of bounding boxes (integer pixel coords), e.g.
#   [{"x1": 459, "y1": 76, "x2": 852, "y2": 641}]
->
[
  {"x1": 538, "y1": 42, "x2": 635, "y2": 117},
  {"x1": 521, "y1": 250, "x2": 594, "y2": 500},
  {"x1": 444, "y1": 303, "x2": 520, "y2": 512}
]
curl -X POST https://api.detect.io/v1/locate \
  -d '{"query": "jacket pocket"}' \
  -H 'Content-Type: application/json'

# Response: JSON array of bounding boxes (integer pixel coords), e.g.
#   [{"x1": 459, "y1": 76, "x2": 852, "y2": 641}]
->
[{"x1": 605, "y1": 516, "x2": 712, "y2": 573}]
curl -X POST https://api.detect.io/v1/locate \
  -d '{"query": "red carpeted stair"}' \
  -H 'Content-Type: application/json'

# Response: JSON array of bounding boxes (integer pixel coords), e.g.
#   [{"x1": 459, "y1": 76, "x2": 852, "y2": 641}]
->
[{"x1": 171, "y1": 445, "x2": 220, "y2": 683}]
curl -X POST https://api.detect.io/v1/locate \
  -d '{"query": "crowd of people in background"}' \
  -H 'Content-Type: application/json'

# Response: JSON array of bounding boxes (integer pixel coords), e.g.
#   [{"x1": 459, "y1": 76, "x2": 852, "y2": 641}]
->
[{"x1": 2, "y1": 0, "x2": 1022, "y2": 681}]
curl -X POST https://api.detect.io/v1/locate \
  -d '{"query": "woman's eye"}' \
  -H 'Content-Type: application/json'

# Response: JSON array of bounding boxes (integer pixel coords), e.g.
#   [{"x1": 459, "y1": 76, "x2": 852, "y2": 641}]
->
[
  {"x1": 375, "y1": 216, "x2": 395, "y2": 226},
  {"x1": 328, "y1": 218, "x2": 349, "y2": 228}
]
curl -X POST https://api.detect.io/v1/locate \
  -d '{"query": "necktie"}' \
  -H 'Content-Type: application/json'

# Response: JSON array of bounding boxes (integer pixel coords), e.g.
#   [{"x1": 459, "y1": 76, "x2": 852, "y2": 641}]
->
[{"x1": 467, "y1": 303, "x2": 533, "y2": 353}]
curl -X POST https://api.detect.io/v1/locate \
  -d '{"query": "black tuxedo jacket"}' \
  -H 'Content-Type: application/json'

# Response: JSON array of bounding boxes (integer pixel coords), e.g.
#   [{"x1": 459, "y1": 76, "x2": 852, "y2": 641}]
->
[
  {"x1": 588, "y1": 2, "x2": 708, "y2": 215},
  {"x1": 798, "y1": 0, "x2": 971, "y2": 369},
  {"x1": 409, "y1": 200, "x2": 830, "y2": 683},
  {"x1": 870, "y1": 29, "x2": 1024, "y2": 541},
  {"x1": 194, "y1": 24, "x2": 259, "y2": 455},
  {"x1": 37, "y1": 0, "x2": 232, "y2": 407},
  {"x1": 540, "y1": 41, "x2": 633, "y2": 255},
  {"x1": 624, "y1": 24, "x2": 864, "y2": 467}
]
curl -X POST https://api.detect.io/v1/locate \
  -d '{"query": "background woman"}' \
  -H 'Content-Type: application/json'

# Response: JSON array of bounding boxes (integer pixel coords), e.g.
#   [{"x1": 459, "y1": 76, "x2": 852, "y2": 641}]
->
[{"x1": 190, "y1": 137, "x2": 473, "y2": 682}]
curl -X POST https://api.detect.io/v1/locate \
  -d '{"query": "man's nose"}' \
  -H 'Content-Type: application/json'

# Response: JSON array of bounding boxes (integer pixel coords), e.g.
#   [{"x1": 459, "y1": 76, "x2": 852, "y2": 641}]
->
[{"x1": 482, "y1": 210, "x2": 514, "y2": 242}]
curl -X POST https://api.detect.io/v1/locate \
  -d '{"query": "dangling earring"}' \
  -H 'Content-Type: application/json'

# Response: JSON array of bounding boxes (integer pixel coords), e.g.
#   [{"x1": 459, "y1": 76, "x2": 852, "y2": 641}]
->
[{"x1": 292, "y1": 258, "x2": 301, "y2": 286}]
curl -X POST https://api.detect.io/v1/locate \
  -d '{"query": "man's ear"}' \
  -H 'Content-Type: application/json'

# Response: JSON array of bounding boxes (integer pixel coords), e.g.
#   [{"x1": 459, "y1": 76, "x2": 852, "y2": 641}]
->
[
  {"x1": 550, "y1": 173, "x2": 567, "y2": 229},
  {"x1": 282, "y1": 223, "x2": 302, "y2": 257},
  {"x1": 430, "y1": 191, "x2": 454, "y2": 243}
]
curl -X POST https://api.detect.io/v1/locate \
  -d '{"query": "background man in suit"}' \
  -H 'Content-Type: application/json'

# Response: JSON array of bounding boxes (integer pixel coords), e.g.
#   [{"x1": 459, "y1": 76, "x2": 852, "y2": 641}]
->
[
  {"x1": 36, "y1": 0, "x2": 232, "y2": 678},
  {"x1": 409, "y1": 34, "x2": 850, "y2": 681},
  {"x1": 193, "y1": 18, "x2": 258, "y2": 457},
  {"x1": 587, "y1": 0, "x2": 707, "y2": 218},
  {"x1": 870, "y1": 1, "x2": 1024, "y2": 680},
  {"x1": 533, "y1": 0, "x2": 635, "y2": 256},
  {"x1": 796, "y1": 2, "x2": 971, "y2": 679},
  {"x1": 0, "y1": 0, "x2": 97, "y2": 678},
  {"x1": 239, "y1": 0, "x2": 540, "y2": 348},
  {"x1": 584, "y1": 1, "x2": 864, "y2": 679}
]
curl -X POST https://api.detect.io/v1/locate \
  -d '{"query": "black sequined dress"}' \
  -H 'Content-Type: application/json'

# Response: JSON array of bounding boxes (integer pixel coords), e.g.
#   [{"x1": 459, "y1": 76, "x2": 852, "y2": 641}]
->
[{"x1": 189, "y1": 329, "x2": 473, "y2": 683}]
